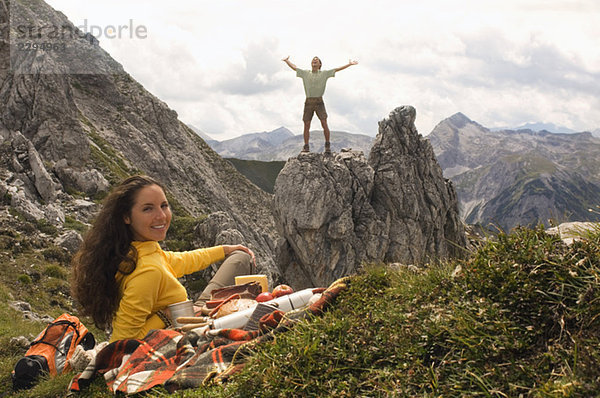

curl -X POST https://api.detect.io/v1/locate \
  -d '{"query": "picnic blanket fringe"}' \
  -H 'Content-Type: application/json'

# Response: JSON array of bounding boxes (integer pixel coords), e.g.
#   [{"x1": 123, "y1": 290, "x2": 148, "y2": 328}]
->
[{"x1": 69, "y1": 277, "x2": 349, "y2": 394}]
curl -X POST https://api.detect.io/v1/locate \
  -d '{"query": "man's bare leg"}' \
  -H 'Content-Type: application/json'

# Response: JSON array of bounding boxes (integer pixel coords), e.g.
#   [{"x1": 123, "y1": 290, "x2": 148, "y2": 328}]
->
[
  {"x1": 303, "y1": 120, "x2": 312, "y2": 144},
  {"x1": 302, "y1": 120, "x2": 311, "y2": 152},
  {"x1": 320, "y1": 118, "x2": 330, "y2": 143},
  {"x1": 320, "y1": 118, "x2": 331, "y2": 154}
]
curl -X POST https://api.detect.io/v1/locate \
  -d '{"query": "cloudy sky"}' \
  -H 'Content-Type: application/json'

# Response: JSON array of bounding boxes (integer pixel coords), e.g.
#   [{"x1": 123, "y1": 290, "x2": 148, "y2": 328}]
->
[{"x1": 46, "y1": 0, "x2": 600, "y2": 140}]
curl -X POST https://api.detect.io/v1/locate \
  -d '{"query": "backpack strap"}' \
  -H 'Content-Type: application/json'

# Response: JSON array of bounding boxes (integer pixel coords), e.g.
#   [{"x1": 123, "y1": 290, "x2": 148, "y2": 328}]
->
[{"x1": 30, "y1": 320, "x2": 80, "y2": 356}]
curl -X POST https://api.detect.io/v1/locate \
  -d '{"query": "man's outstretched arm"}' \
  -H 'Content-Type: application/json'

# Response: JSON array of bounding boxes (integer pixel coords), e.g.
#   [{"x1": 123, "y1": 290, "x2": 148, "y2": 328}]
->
[
  {"x1": 335, "y1": 59, "x2": 358, "y2": 72},
  {"x1": 282, "y1": 56, "x2": 297, "y2": 71}
]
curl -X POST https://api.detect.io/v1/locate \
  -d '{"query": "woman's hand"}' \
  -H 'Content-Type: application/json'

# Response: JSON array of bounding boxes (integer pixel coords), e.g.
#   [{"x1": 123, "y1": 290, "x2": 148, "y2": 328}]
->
[{"x1": 223, "y1": 244, "x2": 256, "y2": 267}]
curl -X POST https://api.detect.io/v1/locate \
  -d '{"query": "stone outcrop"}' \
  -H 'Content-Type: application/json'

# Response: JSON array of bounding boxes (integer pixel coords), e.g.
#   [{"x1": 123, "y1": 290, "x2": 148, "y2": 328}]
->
[
  {"x1": 274, "y1": 106, "x2": 467, "y2": 288},
  {"x1": 54, "y1": 230, "x2": 83, "y2": 254},
  {"x1": 546, "y1": 222, "x2": 600, "y2": 245},
  {"x1": 274, "y1": 150, "x2": 384, "y2": 288},
  {"x1": 369, "y1": 106, "x2": 466, "y2": 263},
  {"x1": 191, "y1": 211, "x2": 281, "y2": 287},
  {"x1": 0, "y1": 126, "x2": 65, "y2": 225},
  {"x1": 54, "y1": 159, "x2": 110, "y2": 196},
  {"x1": 9, "y1": 301, "x2": 54, "y2": 323}
]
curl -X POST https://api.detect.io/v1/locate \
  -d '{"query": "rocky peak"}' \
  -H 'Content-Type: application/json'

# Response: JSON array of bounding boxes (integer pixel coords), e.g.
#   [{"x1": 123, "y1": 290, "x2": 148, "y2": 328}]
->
[
  {"x1": 274, "y1": 106, "x2": 466, "y2": 288},
  {"x1": 446, "y1": 112, "x2": 474, "y2": 129},
  {"x1": 261, "y1": 127, "x2": 295, "y2": 143},
  {"x1": 369, "y1": 106, "x2": 466, "y2": 263},
  {"x1": 435, "y1": 112, "x2": 487, "y2": 132}
]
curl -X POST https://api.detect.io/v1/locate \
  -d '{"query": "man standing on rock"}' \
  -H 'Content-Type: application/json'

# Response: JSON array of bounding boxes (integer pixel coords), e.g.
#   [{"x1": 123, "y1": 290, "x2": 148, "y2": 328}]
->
[{"x1": 282, "y1": 56, "x2": 358, "y2": 154}]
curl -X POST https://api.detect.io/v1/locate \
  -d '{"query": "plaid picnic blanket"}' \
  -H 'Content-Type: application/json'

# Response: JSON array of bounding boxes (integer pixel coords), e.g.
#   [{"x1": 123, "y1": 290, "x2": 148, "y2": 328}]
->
[{"x1": 69, "y1": 277, "x2": 348, "y2": 394}]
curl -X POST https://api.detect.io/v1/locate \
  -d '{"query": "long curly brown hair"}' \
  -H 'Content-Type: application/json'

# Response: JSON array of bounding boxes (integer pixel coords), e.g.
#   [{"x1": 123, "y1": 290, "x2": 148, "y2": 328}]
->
[{"x1": 70, "y1": 175, "x2": 165, "y2": 329}]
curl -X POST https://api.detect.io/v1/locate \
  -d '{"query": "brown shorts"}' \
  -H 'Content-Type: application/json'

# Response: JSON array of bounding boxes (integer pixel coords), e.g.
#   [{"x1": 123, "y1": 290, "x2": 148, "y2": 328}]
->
[{"x1": 302, "y1": 97, "x2": 327, "y2": 122}]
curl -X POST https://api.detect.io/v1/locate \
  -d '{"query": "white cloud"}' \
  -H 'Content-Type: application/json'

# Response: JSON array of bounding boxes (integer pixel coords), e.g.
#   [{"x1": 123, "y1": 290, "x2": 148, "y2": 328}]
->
[
  {"x1": 211, "y1": 39, "x2": 290, "y2": 96},
  {"x1": 46, "y1": 0, "x2": 600, "y2": 138}
]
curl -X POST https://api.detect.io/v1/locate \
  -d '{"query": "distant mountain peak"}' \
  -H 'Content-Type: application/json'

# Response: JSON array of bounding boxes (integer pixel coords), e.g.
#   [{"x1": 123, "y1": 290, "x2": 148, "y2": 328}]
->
[
  {"x1": 448, "y1": 112, "x2": 472, "y2": 124},
  {"x1": 270, "y1": 126, "x2": 294, "y2": 135},
  {"x1": 220, "y1": 127, "x2": 294, "y2": 144},
  {"x1": 434, "y1": 112, "x2": 486, "y2": 132},
  {"x1": 260, "y1": 127, "x2": 295, "y2": 140}
]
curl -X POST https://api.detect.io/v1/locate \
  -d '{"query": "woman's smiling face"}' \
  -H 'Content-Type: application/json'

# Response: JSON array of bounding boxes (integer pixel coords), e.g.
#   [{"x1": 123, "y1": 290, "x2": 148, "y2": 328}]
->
[{"x1": 124, "y1": 184, "x2": 172, "y2": 241}]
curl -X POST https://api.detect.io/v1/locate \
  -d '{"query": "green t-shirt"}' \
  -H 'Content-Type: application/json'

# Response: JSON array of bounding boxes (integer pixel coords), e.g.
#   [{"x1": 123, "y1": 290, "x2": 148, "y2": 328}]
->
[{"x1": 296, "y1": 68, "x2": 336, "y2": 98}]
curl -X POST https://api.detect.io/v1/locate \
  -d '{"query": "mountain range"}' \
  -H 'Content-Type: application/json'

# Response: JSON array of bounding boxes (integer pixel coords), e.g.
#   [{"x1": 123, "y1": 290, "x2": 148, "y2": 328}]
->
[
  {"x1": 496, "y1": 123, "x2": 600, "y2": 138},
  {"x1": 200, "y1": 114, "x2": 600, "y2": 231},
  {"x1": 207, "y1": 127, "x2": 375, "y2": 160},
  {"x1": 428, "y1": 113, "x2": 600, "y2": 231},
  {"x1": 491, "y1": 122, "x2": 577, "y2": 135},
  {"x1": 195, "y1": 122, "x2": 599, "y2": 163}
]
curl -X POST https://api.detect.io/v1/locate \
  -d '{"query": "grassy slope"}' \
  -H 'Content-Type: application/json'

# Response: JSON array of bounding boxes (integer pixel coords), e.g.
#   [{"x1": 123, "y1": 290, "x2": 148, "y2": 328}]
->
[
  {"x1": 1, "y1": 224, "x2": 599, "y2": 397},
  {"x1": 205, "y1": 225, "x2": 600, "y2": 397}
]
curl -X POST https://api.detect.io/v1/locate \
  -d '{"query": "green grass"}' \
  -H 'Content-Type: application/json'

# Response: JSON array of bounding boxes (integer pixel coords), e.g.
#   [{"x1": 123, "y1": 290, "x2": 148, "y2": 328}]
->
[
  {"x1": 163, "y1": 214, "x2": 206, "y2": 252},
  {"x1": 162, "y1": 191, "x2": 206, "y2": 252},
  {"x1": 225, "y1": 158, "x2": 285, "y2": 194},
  {"x1": 209, "y1": 225, "x2": 600, "y2": 397},
  {"x1": 63, "y1": 215, "x2": 89, "y2": 234},
  {"x1": 503, "y1": 152, "x2": 558, "y2": 175},
  {"x1": 82, "y1": 116, "x2": 140, "y2": 187},
  {"x1": 1, "y1": 224, "x2": 599, "y2": 396}
]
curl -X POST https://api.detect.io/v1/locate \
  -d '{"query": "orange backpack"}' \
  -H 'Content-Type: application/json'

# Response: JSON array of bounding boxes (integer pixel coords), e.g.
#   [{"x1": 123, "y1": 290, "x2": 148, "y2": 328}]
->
[{"x1": 12, "y1": 313, "x2": 95, "y2": 390}]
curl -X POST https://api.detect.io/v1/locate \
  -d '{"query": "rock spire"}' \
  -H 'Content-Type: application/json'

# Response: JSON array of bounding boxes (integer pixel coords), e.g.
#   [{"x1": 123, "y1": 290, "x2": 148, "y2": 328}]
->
[{"x1": 274, "y1": 106, "x2": 467, "y2": 288}]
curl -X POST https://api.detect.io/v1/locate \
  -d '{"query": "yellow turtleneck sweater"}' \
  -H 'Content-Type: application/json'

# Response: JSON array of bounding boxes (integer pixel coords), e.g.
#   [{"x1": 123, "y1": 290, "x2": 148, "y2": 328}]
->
[{"x1": 110, "y1": 241, "x2": 224, "y2": 342}]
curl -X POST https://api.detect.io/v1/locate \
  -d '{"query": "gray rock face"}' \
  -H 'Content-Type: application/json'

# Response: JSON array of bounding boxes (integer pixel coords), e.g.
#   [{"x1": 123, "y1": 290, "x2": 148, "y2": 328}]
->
[
  {"x1": 0, "y1": 127, "x2": 65, "y2": 224},
  {"x1": 55, "y1": 230, "x2": 83, "y2": 254},
  {"x1": 274, "y1": 150, "x2": 383, "y2": 287},
  {"x1": 0, "y1": 0, "x2": 281, "y2": 280},
  {"x1": 1, "y1": 128, "x2": 58, "y2": 201},
  {"x1": 369, "y1": 106, "x2": 466, "y2": 263},
  {"x1": 274, "y1": 106, "x2": 466, "y2": 288},
  {"x1": 54, "y1": 159, "x2": 110, "y2": 196},
  {"x1": 190, "y1": 211, "x2": 281, "y2": 287}
]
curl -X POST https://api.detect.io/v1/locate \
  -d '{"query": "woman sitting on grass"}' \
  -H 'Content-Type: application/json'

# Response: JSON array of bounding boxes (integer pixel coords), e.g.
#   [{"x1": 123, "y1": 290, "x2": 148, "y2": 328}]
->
[{"x1": 70, "y1": 175, "x2": 254, "y2": 342}]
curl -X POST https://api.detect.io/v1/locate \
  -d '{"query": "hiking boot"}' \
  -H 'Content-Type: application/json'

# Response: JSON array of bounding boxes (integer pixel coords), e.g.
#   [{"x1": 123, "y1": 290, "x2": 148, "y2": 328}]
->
[
  {"x1": 301, "y1": 144, "x2": 310, "y2": 153},
  {"x1": 324, "y1": 141, "x2": 331, "y2": 155}
]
